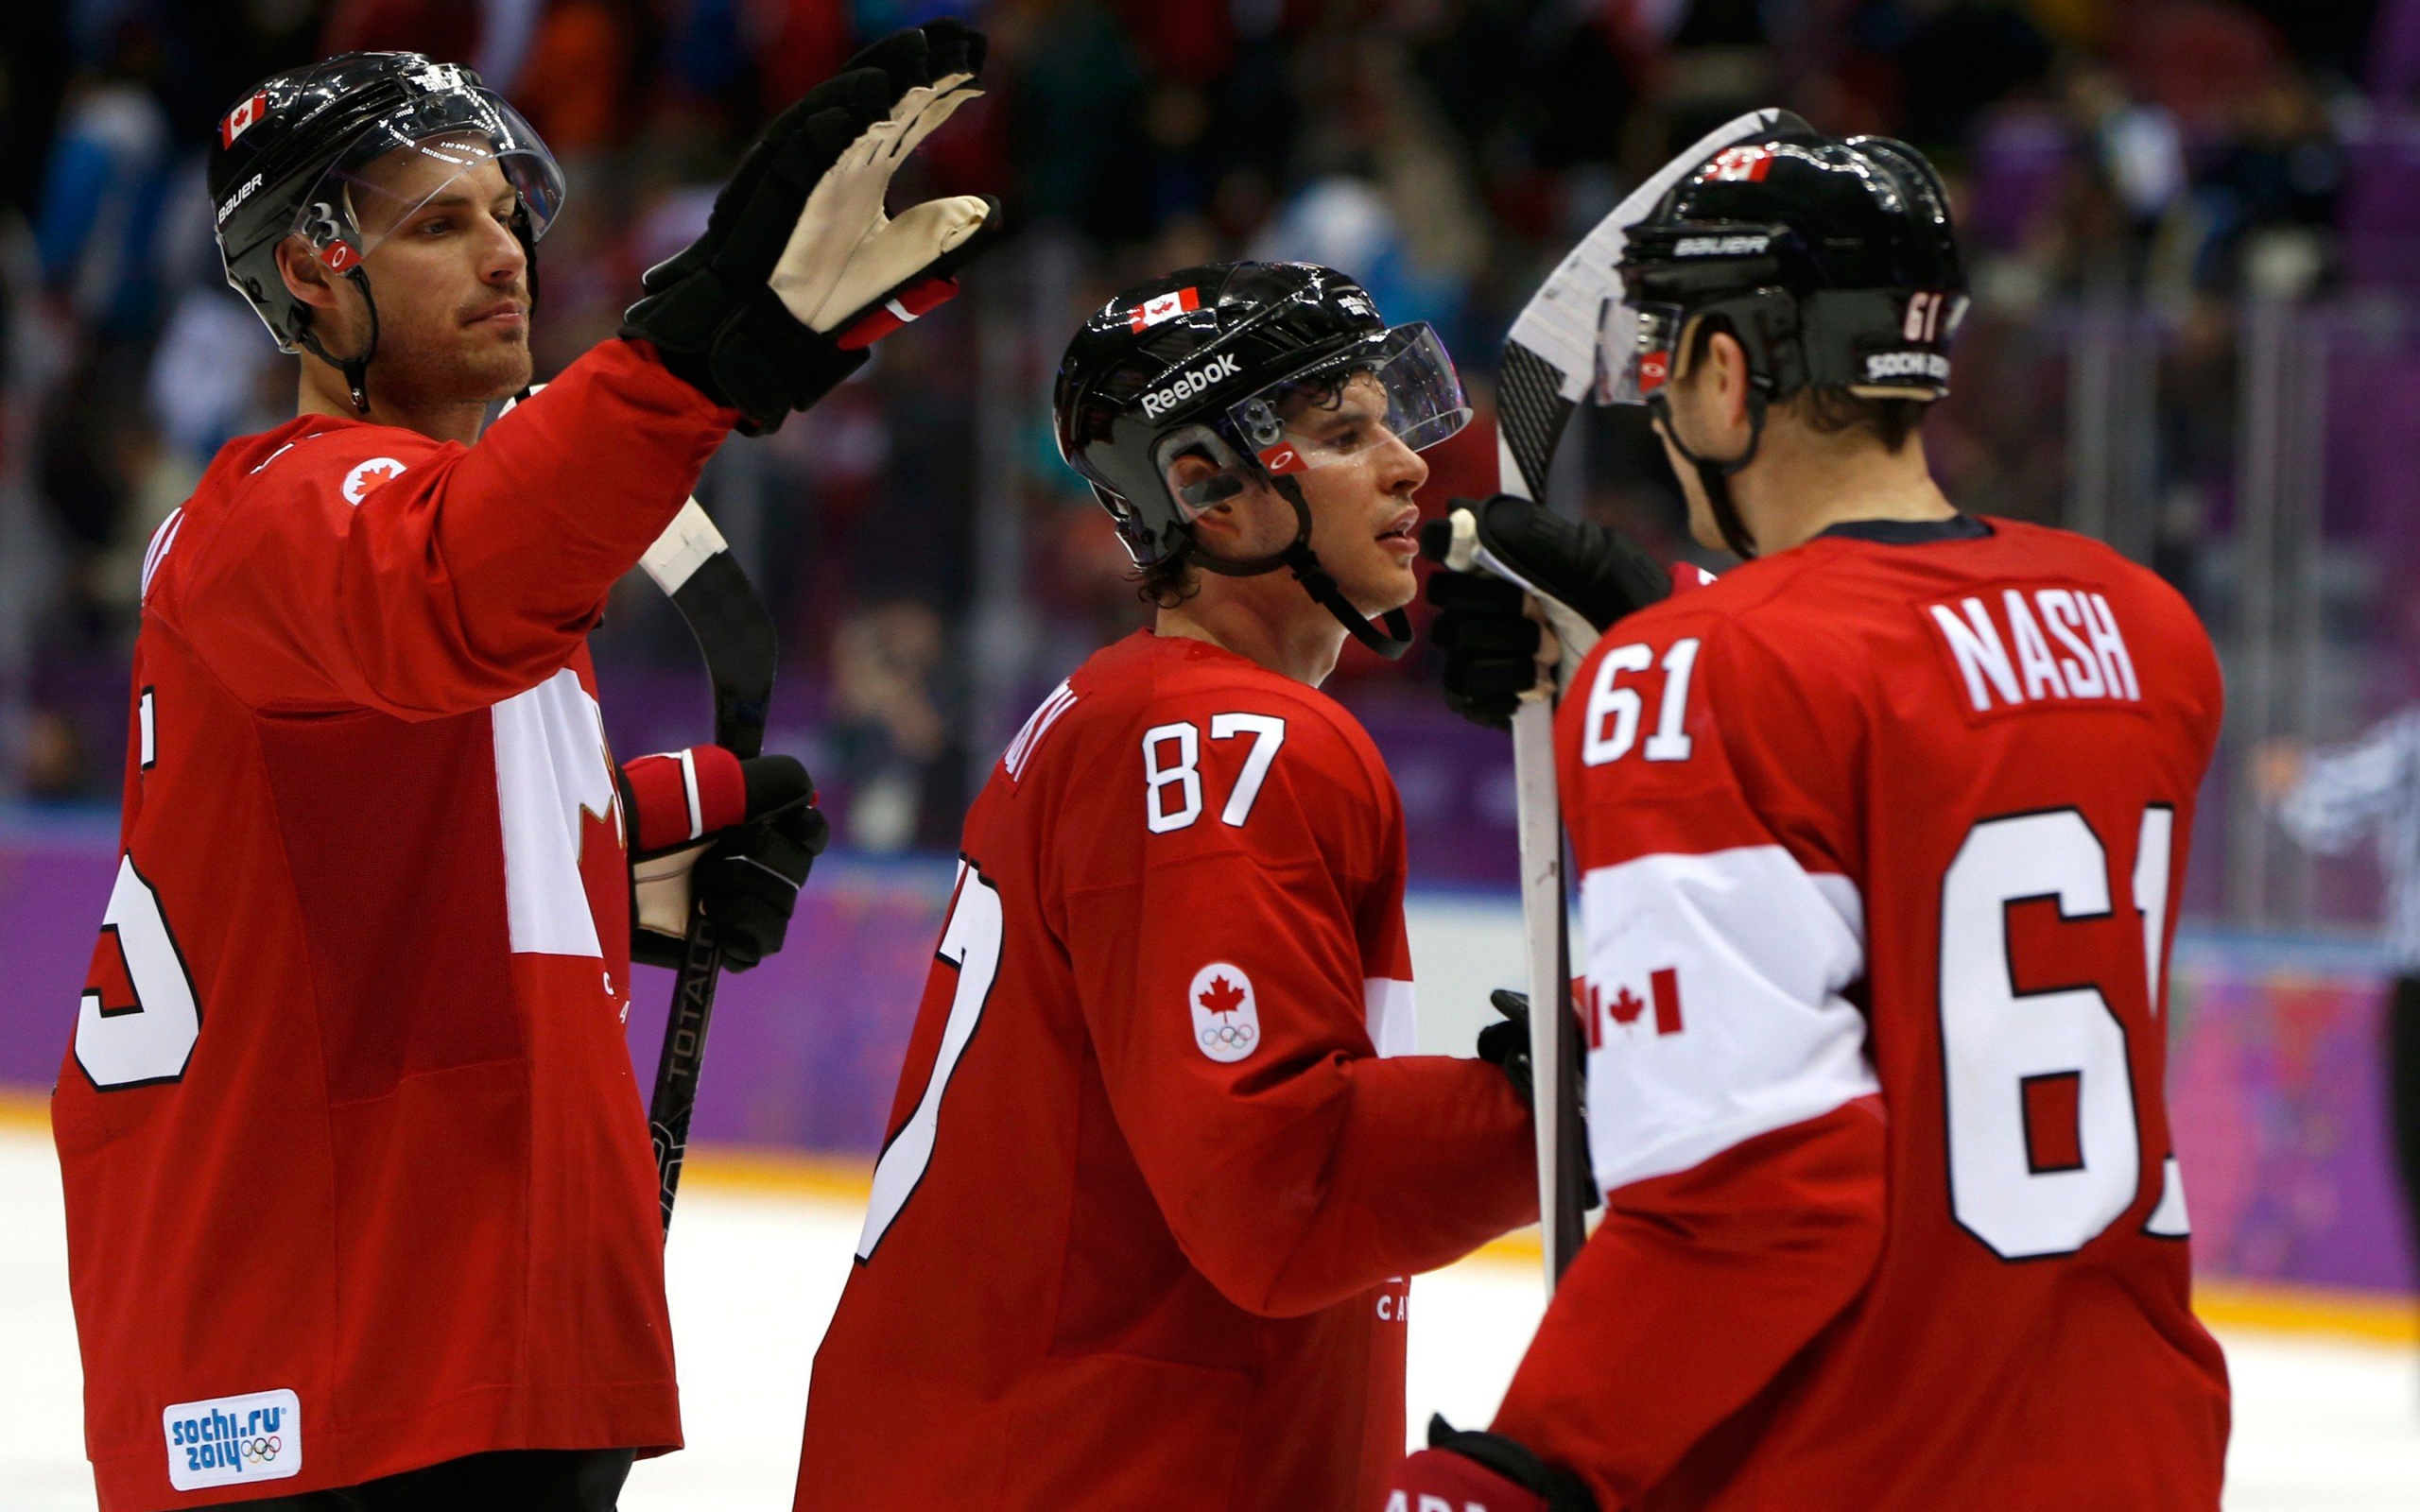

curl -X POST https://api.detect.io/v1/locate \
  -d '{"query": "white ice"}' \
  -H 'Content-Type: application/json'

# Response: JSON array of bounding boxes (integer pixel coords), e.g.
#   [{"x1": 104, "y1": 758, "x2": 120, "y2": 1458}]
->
[{"x1": 5, "y1": 1125, "x2": 2417, "y2": 1509}]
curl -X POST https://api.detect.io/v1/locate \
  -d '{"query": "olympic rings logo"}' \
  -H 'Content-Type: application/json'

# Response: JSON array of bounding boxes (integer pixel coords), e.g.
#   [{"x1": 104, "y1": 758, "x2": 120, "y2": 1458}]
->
[
  {"x1": 1199, "y1": 1021, "x2": 1257, "y2": 1052},
  {"x1": 241, "y1": 1436, "x2": 282, "y2": 1464}
]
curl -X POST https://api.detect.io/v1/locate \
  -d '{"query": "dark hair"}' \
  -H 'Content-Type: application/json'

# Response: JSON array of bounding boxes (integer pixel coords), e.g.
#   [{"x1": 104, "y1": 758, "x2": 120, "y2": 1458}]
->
[
  {"x1": 1679, "y1": 316, "x2": 1927, "y2": 454},
  {"x1": 1785, "y1": 386, "x2": 1926, "y2": 453},
  {"x1": 1134, "y1": 546, "x2": 1201, "y2": 609}
]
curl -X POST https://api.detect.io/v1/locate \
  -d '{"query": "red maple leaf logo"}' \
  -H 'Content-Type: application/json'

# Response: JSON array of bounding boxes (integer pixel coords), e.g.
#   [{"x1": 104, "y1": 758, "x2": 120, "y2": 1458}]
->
[
  {"x1": 1606, "y1": 985, "x2": 1646, "y2": 1026},
  {"x1": 1198, "y1": 974, "x2": 1246, "y2": 1016}
]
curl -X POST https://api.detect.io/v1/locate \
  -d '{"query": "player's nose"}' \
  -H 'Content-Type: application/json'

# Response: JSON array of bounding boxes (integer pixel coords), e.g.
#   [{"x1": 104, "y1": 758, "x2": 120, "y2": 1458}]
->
[
  {"x1": 478, "y1": 209, "x2": 527, "y2": 285},
  {"x1": 1376, "y1": 432, "x2": 1427, "y2": 495}
]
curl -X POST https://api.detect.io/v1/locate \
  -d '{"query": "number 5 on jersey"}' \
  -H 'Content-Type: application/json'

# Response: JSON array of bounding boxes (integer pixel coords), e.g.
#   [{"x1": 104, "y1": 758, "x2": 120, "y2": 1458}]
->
[{"x1": 77, "y1": 856, "x2": 203, "y2": 1090}]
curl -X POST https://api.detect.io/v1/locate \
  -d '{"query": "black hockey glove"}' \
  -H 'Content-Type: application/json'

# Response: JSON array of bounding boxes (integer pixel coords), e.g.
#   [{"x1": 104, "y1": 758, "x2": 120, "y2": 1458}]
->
[
  {"x1": 1422, "y1": 493, "x2": 1674, "y2": 730},
  {"x1": 695, "y1": 792, "x2": 829, "y2": 971},
  {"x1": 622, "y1": 20, "x2": 1006, "y2": 434},
  {"x1": 1476, "y1": 988, "x2": 1540, "y2": 1107},
  {"x1": 1476, "y1": 990, "x2": 1599, "y2": 1208},
  {"x1": 621, "y1": 748, "x2": 829, "y2": 971},
  {"x1": 1380, "y1": 1417, "x2": 1598, "y2": 1512}
]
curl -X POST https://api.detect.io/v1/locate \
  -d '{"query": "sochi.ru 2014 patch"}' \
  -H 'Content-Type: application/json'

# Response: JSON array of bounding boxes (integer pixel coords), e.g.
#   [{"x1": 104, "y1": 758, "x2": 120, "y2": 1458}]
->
[
  {"x1": 163, "y1": 1388, "x2": 301, "y2": 1491},
  {"x1": 1189, "y1": 961, "x2": 1260, "y2": 1063}
]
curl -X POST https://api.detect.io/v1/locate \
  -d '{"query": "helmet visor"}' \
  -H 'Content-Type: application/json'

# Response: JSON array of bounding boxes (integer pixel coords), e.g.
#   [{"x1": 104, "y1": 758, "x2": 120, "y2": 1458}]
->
[
  {"x1": 1223, "y1": 322, "x2": 1470, "y2": 481},
  {"x1": 291, "y1": 81, "x2": 562, "y2": 269},
  {"x1": 1602, "y1": 301, "x2": 1686, "y2": 406}
]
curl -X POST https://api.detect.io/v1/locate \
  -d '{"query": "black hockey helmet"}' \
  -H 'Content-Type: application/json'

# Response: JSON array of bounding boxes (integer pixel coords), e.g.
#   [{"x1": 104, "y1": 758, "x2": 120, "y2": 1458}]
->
[
  {"x1": 1053, "y1": 262, "x2": 1469, "y2": 657},
  {"x1": 1607, "y1": 129, "x2": 1965, "y2": 556},
  {"x1": 210, "y1": 53, "x2": 564, "y2": 413}
]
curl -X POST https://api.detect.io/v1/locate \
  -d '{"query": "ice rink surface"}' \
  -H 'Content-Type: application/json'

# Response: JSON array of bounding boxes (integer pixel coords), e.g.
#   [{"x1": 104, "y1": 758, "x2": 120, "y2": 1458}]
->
[{"x1": 6, "y1": 1124, "x2": 2418, "y2": 1510}]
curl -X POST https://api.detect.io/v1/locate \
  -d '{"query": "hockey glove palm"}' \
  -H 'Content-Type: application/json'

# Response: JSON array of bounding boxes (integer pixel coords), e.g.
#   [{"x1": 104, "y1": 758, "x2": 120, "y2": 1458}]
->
[
  {"x1": 1422, "y1": 493, "x2": 1676, "y2": 730},
  {"x1": 620, "y1": 747, "x2": 831, "y2": 971},
  {"x1": 1385, "y1": 1417, "x2": 1597, "y2": 1512},
  {"x1": 622, "y1": 21, "x2": 1003, "y2": 433}
]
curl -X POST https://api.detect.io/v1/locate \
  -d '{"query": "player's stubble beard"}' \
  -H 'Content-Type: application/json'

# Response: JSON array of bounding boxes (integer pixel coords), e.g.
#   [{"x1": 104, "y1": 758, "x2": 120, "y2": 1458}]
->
[{"x1": 367, "y1": 281, "x2": 536, "y2": 415}]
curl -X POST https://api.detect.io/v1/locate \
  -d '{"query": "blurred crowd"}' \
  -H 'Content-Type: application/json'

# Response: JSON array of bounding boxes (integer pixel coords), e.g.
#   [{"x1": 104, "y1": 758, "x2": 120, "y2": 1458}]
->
[{"x1": 0, "y1": 0, "x2": 2408, "y2": 866}]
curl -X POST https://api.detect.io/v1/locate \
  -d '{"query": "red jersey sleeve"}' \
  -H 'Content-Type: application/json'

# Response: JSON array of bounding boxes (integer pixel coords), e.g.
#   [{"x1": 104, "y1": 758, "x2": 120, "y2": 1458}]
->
[
  {"x1": 153, "y1": 338, "x2": 733, "y2": 718},
  {"x1": 1492, "y1": 606, "x2": 1889, "y2": 1505},
  {"x1": 1051, "y1": 681, "x2": 1534, "y2": 1318}
]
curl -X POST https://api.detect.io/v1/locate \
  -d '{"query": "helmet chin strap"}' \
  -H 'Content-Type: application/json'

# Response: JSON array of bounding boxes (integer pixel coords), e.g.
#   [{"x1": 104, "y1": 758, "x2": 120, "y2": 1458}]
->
[
  {"x1": 1185, "y1": 472, "x2": 1414, "y2": 659},
  {"x1": 1650, "y1": 387, "x2": 1766, "y2": 560},
  {"x1": 297, "y1": 266, "x2": 380, "y2": 416}
]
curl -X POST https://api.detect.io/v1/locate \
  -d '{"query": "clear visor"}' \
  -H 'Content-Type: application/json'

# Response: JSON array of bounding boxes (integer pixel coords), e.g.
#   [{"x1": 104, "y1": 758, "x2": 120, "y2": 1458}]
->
[
  {"x1": 1222, "y1": 322, "x2": 1469, "y2": 487},
  {"x1": 291, "y1": 89, "x2": 563, "y2": 271},
  {"x1": 1599, "y1": 301, "x2": 1686, "y2": 406}
]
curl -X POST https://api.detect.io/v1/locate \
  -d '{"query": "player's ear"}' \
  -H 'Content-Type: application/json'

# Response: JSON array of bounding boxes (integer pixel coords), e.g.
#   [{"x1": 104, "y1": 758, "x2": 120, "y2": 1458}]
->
[
  {"x1": 274, "y1": 235, "x2": 343, "y2": 314},
  {"x1": 1166, "y1": 451, "x2": 1245, "y2": 520},
  {"x1": 1704, "y1": 328, "x2": 1752, "y2": 430}
]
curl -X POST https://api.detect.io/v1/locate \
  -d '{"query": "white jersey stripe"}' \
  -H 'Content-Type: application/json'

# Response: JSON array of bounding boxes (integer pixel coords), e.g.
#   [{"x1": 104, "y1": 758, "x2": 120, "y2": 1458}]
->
[
  {"x1": 140, "y1": 508, "x2": 184, "y2": 603},
  {"x1": 1580, "y1": 844, "x2": 1878, "y2": 1193},
  {"x1": 1005, "y1": 682, "x2": 1078, "y2": 781}
]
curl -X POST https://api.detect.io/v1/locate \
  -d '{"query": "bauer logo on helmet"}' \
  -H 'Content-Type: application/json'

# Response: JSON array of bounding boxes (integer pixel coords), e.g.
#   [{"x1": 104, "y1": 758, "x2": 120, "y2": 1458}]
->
[{"x1": 1673, "y1": 233, "x2": 1771, "y2": 258}]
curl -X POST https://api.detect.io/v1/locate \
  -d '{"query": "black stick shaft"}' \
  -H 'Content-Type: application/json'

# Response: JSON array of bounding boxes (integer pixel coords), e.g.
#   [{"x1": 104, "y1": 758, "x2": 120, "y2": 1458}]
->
[{"x1": 648, "y1": 909, "x2": 726, "y2": 1230}]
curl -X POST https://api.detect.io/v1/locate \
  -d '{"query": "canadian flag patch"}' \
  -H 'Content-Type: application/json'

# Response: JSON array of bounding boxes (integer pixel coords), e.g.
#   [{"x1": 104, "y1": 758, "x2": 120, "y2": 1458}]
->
[
  {"x1": 1705, "y1": 145, "x2": 1775, "y2": 182},
  {"x1": 1188, "y1": 961, "x2": 1260, "y2": 1063},
  {"x1": 1129, "y1": 287, "x2": 1201, "y2": 333},
  {"x1": 1579, "y1": 967, "x2": 1684, "y2": 1047},
  {"x1": 221, "y1": 93, "x2": 268, "y2": 148}
]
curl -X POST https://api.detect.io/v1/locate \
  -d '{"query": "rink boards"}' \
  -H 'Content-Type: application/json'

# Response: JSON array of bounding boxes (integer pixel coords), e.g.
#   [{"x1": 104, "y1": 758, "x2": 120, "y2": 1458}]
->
[{"x1": 3, "y1": 813, "x2": 2411, "y2": 1320}]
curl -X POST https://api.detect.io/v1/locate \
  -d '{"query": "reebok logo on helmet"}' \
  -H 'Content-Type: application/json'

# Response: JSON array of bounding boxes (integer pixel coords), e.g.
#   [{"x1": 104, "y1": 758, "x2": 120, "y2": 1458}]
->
[{"x1": 1141, "y1": 352, "x2": 1243, "y2": 420}]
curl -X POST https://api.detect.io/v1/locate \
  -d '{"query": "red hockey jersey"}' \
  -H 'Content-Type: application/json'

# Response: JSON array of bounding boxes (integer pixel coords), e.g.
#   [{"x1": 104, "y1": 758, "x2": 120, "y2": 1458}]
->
[
  {"x1": 1494, "y1": 515, "x2": 2231, "y2": 1510},
  {"x1": 51, "y1": 340, "x2": 732, "y2": 1510},
  {"x1": 796, "y1": 630, "x2": 1536, "y2": 1512}
]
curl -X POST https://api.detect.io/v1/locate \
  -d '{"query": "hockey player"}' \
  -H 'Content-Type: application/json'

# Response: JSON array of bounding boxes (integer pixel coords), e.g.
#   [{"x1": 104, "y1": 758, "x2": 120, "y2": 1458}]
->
[
  {"x1": 55, "y1": 27, "x2": 999, "y2": 1512},
  {"x1": 1392, "y1": 129, "x2": 2231, "y2": 1510},
  {"x1": 794, "y1": 263, "x2": 1539, "y2": 1510}
]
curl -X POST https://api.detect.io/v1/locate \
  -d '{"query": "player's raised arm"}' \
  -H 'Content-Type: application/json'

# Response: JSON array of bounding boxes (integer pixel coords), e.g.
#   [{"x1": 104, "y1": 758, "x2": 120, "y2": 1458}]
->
[{"x1": 173, "y1": 34, "x2": 1000, "y2": 718}]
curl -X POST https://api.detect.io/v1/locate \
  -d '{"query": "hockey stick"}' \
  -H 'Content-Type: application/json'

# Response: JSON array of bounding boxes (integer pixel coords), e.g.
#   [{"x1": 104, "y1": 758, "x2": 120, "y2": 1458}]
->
[
  {"x1": 639, "y1": 498, "x2": 778, "y2": 1232},
  {"x1": 1442, "y1": 110, "x2": 1784, "y2": 1290},
  {"x1": 499, "y1": 388, "x2": 779, "y2": 1231}
]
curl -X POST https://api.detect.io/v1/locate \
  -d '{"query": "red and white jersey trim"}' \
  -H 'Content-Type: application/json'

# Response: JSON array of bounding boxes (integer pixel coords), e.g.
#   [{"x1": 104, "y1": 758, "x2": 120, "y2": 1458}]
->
[
  {"x1": 1579, "y1": 844, "x2": 1876, "y2": 1191},
  {"x1": 492, "y1": 669, "x2": 618, "y2": 957},
  {"x1": 1004, "y1": 680, "x2": 1078, "y2": 781},
  {"x1": 141, "y1": 508, "x2": 185, "y2": 603},
  {"x1": 1362, "y1": 977, "x2": 1416, "y2": 1058}
]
